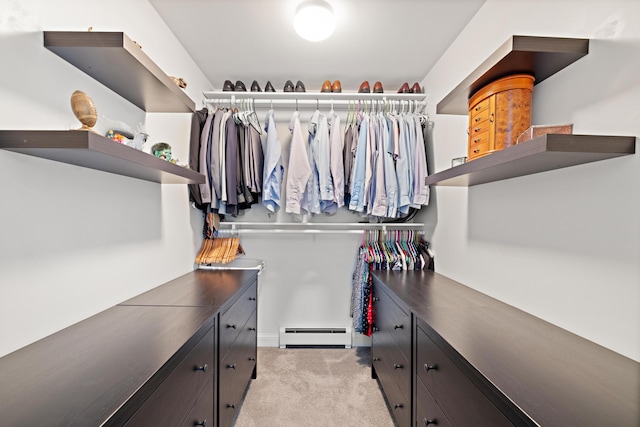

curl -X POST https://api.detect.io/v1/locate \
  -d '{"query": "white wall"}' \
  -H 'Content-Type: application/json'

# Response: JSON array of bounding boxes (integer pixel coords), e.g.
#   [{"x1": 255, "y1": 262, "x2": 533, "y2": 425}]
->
[
  {"x1": 0, "y1": 0, "x2": 211, "y2": 357},
  {"x1": 423, "y1": 0, "x2": 640, "y2": 361}
]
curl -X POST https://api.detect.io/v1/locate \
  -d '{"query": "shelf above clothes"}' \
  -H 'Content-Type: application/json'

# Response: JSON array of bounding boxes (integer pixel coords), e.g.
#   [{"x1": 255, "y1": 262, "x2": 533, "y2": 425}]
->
[{"x1": 202, "y1": 90, "x2": 427, "y2": 110}]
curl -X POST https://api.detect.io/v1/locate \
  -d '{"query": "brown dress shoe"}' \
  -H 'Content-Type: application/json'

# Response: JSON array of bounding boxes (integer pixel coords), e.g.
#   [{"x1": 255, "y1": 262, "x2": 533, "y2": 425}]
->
[
  {"x1": 398, "y1": 82, "x2": 410, "y2": 93},
  {"x1": 331, "y1": 80, "x2": 342, "y2": 93},
  {"x1": 358, "y1": 81, "x2": 370, "y2": 93},
  {"x1": 265, "y1": 81, "x2": 276, "y2": 92},
  {"x1": 410, "y1": 82, "x2": 422, "y2": 93},
  {"x1": 295, "y1": 80, "x2": 306, "y2": 92},
  {"x1": 373, "y1": 81, "x2": 384, "y2": 93},
  {"x1": 283, "y1": 80, "x2": 295, "y2": 92},
  {"x1": 321, "y1": 80, "x2": 332, "y2": 92}
]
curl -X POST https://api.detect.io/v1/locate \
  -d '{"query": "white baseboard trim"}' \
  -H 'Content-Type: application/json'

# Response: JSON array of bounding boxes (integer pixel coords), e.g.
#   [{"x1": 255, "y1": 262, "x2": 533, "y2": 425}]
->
[
  {"x1": 257, "y1": 333, "x2": 279, "y2": 347},
  {"x1": 257, "y1": 332, "x2": 372, "y2": 348}
]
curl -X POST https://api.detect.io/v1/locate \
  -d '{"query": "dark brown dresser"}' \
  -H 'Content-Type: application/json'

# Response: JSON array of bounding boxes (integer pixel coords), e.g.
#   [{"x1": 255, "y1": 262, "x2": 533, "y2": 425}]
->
[
  {"x1": 0, "y1": 269, "x2": 258, "y2": 427},
  {"x1": 371, "y1": 270, "x2": 640, "y2": 426}
]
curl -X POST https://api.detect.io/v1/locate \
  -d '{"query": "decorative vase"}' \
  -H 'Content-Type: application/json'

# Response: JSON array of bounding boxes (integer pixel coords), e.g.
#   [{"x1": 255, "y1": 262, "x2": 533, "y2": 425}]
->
[{"x1": 70, "y1": 90, "x2": 98, "y2": 132}]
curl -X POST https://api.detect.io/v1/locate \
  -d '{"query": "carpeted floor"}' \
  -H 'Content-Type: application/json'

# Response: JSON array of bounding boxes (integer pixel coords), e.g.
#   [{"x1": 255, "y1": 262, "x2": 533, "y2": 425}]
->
[{"x1": 234, "y1": 347, "x2": 395, "y2": 427}]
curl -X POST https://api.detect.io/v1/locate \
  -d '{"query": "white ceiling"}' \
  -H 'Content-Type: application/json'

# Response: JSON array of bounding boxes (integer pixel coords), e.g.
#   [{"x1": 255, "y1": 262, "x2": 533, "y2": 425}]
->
[{"x1": 149, "y1": 0, "x2": 485, "y2": 93}]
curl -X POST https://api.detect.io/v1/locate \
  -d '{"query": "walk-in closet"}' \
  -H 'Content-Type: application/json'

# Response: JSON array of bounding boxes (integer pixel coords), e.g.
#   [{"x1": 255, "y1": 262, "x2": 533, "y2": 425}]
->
[{"x1": 1, "y1": 1, "x2": 638, "y2": 426}]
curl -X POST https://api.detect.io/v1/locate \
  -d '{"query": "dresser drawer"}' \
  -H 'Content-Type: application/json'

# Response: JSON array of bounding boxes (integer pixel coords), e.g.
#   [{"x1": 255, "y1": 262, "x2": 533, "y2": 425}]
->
[
  {"x1": 416, "y1": 324, "x2": 511, "y2": 426},
  {"x1": 374, "y1": 335, "x2": 411, "y2": 402},
  {"x1": 218, "y1": 320, "x2": 257, "y2": 427},
  {"x1": 219, "y1": 281, "x2": 257, "y2": 359},
  {"x1": 373, "y1": 284, "x2": 411, "y2": 360},
  {"x1": 125, "y1": 326, "x2": 215, "y2": 426},
  {"x1": 469, "y1": 97, "x2": 490, "y2": 116},
  {"x1": 469, "y1": 106, "x2": 491, "y2": 125},
  {"x1": 179, "y1": 378, "x2": 214, "y2": 427},
  {"x1": 416, "y1": 376, "x2": 452, "y2": 427},
  {"x1": 374, "y1": 353, "x2": 411, "y2": 427}
]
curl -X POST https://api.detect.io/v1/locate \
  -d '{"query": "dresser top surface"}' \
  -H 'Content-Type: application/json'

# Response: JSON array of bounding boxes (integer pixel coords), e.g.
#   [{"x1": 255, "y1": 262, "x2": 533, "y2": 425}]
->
[{"x1": 372, "y1": 270, "x2": 640, "y2": 427}]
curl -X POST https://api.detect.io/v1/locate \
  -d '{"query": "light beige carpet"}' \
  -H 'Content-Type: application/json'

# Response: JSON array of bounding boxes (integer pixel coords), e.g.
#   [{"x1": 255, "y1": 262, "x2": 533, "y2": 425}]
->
[{"x1": 234, "y1": 347, "x2": 395, "y2": 427}]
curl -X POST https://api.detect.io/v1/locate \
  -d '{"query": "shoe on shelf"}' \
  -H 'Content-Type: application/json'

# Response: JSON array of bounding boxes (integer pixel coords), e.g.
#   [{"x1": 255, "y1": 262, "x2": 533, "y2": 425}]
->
[
  {"x1": 358, "y1": 81, "x2": 370, "y2": 93},
  {"x1": 251, "y1": 80, "x2": 262, "y2": 92},
  {"x1": 373, "y1": 81, "x2": 384, "y2": 93},
  {"x1": 222, "y1": 79, "x2": 234, "y2": 91},
  {"x1": 397, "y1": 82, "x2": 410, "y2": 93},
  {"x1": 265, "y1": 81, "x2": 276, "y2": 92},
  {"x1": 283, "y1": 80, "x2": 295, "y2": 92},
  {"x1": 321, "y1": 80, "x2": 332, "y2": 93},
  {"x1": 234, "y1": 80, "x2": 247, "y2": 91},
  {"x1": 295, "y1": 80, "x2": 306, "y2": 92},
  {"x1": 331, "y1": 80, "x2": 342, "y2": 93},
  {"x1": 410, "y1": 82, "x2": 422, "y2": 93}
]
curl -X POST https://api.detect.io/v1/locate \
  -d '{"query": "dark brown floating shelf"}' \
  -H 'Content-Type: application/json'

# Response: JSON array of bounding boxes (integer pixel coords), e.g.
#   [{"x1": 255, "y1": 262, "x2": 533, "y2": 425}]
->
[
  {"x1": 0, "y1": 130, "x2": 205, "y2": 184},
  {"x1": 437, "y1": 35, "x2": 589, "y2": 115},
  {"x1": 44, "y1": 31, "x2": 195, "y2": 113},
  {"x1": 425, "y1": 134, "x2": 636, "y2": 187}
]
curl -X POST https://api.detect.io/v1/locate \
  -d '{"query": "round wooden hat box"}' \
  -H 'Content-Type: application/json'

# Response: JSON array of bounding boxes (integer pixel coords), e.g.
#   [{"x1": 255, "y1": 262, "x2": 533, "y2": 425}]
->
[{"x1": 467, "y1": 74, "x2": 534, "y2": 161}]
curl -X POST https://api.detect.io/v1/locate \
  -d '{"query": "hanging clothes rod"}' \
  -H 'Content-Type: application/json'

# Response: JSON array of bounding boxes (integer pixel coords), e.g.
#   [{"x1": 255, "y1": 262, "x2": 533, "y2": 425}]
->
[
  {"x1": 217, "y1": 222, "x2": 425, "y2": 234},
  {"x1": 202, "y1": 91, "x2": 427, "y2": 110}
]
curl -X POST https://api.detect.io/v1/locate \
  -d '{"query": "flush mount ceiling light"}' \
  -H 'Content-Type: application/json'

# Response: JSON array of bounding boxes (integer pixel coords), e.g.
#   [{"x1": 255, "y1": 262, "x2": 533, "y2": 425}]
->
[{"x1": 294, "y1": 0, "x2": 336, "y2": 42}]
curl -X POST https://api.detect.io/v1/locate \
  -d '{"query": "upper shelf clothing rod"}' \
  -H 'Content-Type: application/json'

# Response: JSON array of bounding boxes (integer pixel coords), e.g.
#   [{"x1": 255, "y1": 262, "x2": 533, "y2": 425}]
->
[{"x1": 202, "y1": 90, "x2": 426, "y2": 102}]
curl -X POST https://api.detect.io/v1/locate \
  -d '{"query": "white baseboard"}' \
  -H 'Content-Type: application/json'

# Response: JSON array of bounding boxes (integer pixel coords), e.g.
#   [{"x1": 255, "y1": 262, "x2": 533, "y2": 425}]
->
[
  {"x1": 257, "y1": 332, "x2": 372, "y2": 348},
  {"x1": 257, "y1": 333, "x2": 279, "y2": 347}
]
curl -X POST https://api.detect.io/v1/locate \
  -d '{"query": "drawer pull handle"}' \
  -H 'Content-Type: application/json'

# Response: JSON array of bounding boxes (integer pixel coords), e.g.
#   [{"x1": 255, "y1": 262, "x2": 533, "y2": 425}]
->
[
  {"x1": 249, "y1": 297, "x2": 256, "y2": 301},
  {"x1": 372, "y1": 297, "x2": 380, "y2": 302},
  {"x1": 227, "y1": 364, "x2": 236, "y2": 370},
  {"x1": 473, "y1": 137, "x2": 481, "y2": 143},
  {"x1": 393, "y1": 363, "x2": 403, "y2": 369},
  {"x1": 249, "y1": 357, "x2": 256, "y2": 361},
  {"x1": 227, "y1": 324, "x2": 236, "y2": 329},
  {"x1": 195, "y1": 420, "x2": 207, "y2": 426},
  {"x1": 490, "y1": 112, "x2": 494, "y2": 123},
  {"x1": 474, "y1": 116, "x2": 482, "y2": 122},
  {"x1": 248, "y1": 327, "x2": 256, "y2": 331},
  {"x1": 473, "y1": 148, "x2": 481, "y2": 153},
  {"x1": 373, "y1": 357, "x2": 380, "y2": 362},
  {"x1": 227, "y1": 403, "x2": 236, "y2": 409},
  {"x1": 373, "y1": 327, "x2": 379, "y2": 332},
  {"x1": 424, "y1": 418, "x2": 438, "y2": 425},
  {"x1": 194, "y1": 364, "x2": 208, "y2": 372},
  {"x1": 474, "y1": 127, "x2": 481, "y2": 132},
  {"x1": 394, "y1": 403, "x2": 403, "y2": 409},
  {"x1": 475, "y1": 105, "x2": 481, "y2": 111},
  {"x1": 424, "y1": 363, "x2": 438, "y2": 372},
  {"x1": 394, "y1": 324, "x2": 403, "y2": 330}
]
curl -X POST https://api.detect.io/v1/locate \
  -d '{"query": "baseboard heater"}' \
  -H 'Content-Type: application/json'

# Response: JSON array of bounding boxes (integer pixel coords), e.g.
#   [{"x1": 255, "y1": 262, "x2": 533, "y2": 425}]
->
[{"x1": 279, "y1": 327, "x2": 352, "y2": 349}]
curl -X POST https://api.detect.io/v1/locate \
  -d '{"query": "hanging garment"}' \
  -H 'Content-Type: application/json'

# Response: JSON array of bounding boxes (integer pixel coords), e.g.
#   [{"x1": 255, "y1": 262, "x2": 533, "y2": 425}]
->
[
  {"x1": 262, "y1": 110, "x2": 284, "y2": 213},
  {"x1": 302, "y1": 110, "x2": 322, "y2": 215},
  {"x1": 189, "y1": 108, "x2": 208, "y2": 209},
  {"x1": 285, "y1": 111, "x2": 312, "y2": 215},
  {"x1": 198, "y1": 110, "x2": 215, "y2": 205},
  {"x1": 348, "y1": 115, "x2": 369, "y2": 213},
  {"x1": 329, "y1": 110, "x2": 345, "y2": 209}
]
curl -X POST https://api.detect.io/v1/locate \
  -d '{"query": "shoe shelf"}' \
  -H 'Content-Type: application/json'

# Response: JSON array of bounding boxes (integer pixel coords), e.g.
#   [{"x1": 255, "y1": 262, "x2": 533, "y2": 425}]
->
[
  {"x1": 202, "y1": 90, "x2": 426, "y2": 109},
  {"x1": 437, "y1": 35, "x2": 589, "y2": 115},
  {"x1": 424, "y1": 133, "x2": 636, "y2": 187},
  {"x1": 0, "y1": 130, "x2": 205, "y2": 184},
  {"x1": 44, "y1": 31, "x2": 195, "y2": 113}
]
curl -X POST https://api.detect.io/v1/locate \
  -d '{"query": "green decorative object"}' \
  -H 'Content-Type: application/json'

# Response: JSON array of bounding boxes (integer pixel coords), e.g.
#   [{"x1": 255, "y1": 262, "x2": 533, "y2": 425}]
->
[{"x1": 151, "y1": 142, "x2": 173, "y2": 162}]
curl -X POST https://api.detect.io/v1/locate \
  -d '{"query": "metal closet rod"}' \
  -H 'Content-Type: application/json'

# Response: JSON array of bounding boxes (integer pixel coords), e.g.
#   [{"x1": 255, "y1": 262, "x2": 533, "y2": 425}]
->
[
  {"x1": 203, "y1": 98, "x2": 426, "y2": 111},
  {"x1": 217, "y1": 222, "x2": 425, "y2": 235}
]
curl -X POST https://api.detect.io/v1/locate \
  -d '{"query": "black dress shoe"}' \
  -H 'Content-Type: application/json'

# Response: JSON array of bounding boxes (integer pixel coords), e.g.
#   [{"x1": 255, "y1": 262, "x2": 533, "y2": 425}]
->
[
  {"x1": 283, "y1": 80, "x2": 295, "y2": 92},
  {"x1": 295, "y1": 80, "x2": 306, "y2": 92},
  {"x1": 234, "y1": 80, "x2": 247, "y2": 91},
  {"x1": 265, "y1": 81, "x2": 276, "y2": 92},
  {"x1": 251, "y1": 80, "x2": 262, "y2": 92},
  {"x1": 222, "y1": 80, "x2": 234, "y2": 91}
]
